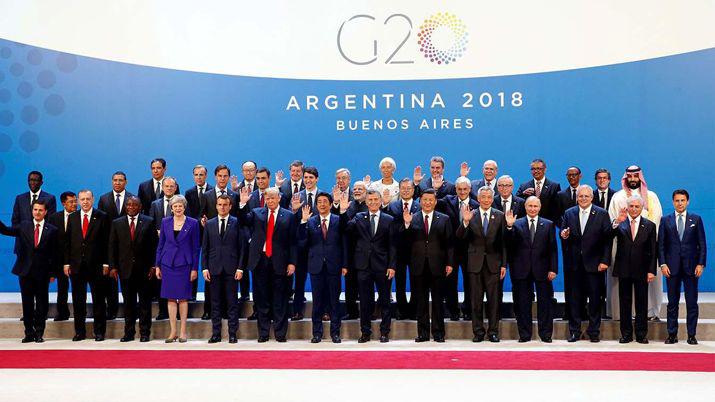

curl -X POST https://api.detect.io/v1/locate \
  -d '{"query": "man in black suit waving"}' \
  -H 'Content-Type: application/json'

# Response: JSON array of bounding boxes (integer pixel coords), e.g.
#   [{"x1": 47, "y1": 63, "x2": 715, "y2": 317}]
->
[
  {"x1": 0, "y1": 199, "x2": 58, "y2": 343},
  {"x1": 108, "y1": 196, "x2": 158, "y2": 342},
  {"x1": 402, "y1": 188, "x2": 454, "y2": 342},
  {"x1": 517, "y1": 159, "x2": 561, "y2": 224},
  {"x1": 63, "y1": 190, "x2": 111, "y2": 341}
]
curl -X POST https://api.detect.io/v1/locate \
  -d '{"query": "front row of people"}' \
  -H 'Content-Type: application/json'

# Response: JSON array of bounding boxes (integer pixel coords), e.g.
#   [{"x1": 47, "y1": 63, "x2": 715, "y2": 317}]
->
[{"x1": 0, "y1": 184, "x2": 706, "y2": 345}]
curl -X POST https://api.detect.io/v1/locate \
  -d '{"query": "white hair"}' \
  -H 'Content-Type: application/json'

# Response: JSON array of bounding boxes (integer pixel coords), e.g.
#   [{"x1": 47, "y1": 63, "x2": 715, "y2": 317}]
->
[
  {"x1": 496, "y1": 175, "x2": 513, "y2": 185},
  {"x1": 379, "y1": 157, "x2": 396, "y2": 170},
  {"x1": 477, "y1": 186, "x2": 494, "y2": 197},
  {"x1": 455, "y1": 176, "x2": 471, "y2": 187},
  {"x1": 483, "y1": 160, "x2": 498, "y2": 169},
  {"x1": 336, "y1": 168, "x2": 351, "y2": 177},
  {"x1": 626, "y1": 195, "x2": 644, "y2": 206},
  {"x1": 577, "y1": 184, "x2": 594, "y2": 197}
]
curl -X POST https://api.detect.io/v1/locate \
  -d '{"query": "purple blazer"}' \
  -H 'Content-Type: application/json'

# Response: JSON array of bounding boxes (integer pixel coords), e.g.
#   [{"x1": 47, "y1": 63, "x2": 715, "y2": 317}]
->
[{"x1": 155, "y1": 216, "x2": 200, "y2": 271}]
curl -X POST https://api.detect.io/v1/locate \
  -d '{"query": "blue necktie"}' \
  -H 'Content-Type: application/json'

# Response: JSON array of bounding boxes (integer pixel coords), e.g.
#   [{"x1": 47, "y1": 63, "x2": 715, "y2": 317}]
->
[
  {"x1": 115, "y1": 193, "x2": 121, "y2": 213},
  {"x1": 482, "y1": 212, "x2": 489, "y2": 235},
  {"x1": 677, "y1": 214, "x2": 685, "y2": 241}
]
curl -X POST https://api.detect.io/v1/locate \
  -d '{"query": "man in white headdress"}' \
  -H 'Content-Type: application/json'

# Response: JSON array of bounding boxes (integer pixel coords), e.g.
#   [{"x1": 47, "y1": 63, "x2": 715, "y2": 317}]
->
[{"x1": 607, "y1": 165, "x2": 663, "y2": 320}]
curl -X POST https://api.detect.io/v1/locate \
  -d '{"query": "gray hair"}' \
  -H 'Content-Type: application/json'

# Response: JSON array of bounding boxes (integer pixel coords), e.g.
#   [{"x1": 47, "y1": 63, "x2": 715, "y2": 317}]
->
[
  {"x1": 626, "y1": 195, "x2": 644, "y2": 206},
  {"x1": 455, "y1": 176, "x2": 471, "y2": 187},
  {"x1": 168, "y1": 194, "x2": 187, "y2": 208},
  {"x1": 483, "y1": 160, "x2": 498, "y2": 169},
  {"x1": 496, "y1": 175, "x2": 513, "y2": 185},
  {"x1": 379, "y1": 157, "x2": 396, "y2": 170},
  {"x1": 430, "y1": 156, "x2": 445, "y2": 167},
  {"x1": 192, "y1": 164, "x2": 207, "y2": 175},
  {"x1": 477, "y1": 186, "x2": 494, "y2": 197},
  {"x1": 577, "y1": 184, "x2": 594, "y2": 197},
  {"x1": 353, "y1": 180, "x2": 366, "y2": 189},
  {"x1": 336, "y1": 168, "x2": 351, "y2": 178},
  {"x1": 264, "y1": 187, "x2": 281, "y2": 197}
]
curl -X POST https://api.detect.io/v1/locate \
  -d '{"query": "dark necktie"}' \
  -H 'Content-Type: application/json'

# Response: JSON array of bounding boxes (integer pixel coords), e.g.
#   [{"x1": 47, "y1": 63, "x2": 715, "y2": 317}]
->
[
  {"x1": 220, "y1": 218, "x2": 226, "y2": 238},
  {"x1": 307, "y1": 192, "x2": 313, "y2": 210},
  {"x1": 155, "y1": 181, "x2": 161, "y2": 198},
  {"x1": 32, "y1": 194, "x2": 38, "y2": 204},
  {"x1": 599, "y1": 191, "x2": 605, "y2": 207},
  {"x1": 34, "y1": 223, "x2": 40, "y2": 248},
  {"x1": 503, "y1": 199, "x2": 508, "y2": 212},
  {"x1": 247, "y1": 183, "x2": 252, "y2": 193},
  {"x1": 677, "y1": 214, "x2": 685, "y2": 240},
  {"x1": 423, "y1": 214, "x2": 429, "y2": 237},
  {"x1": 321, "y1": 218, "x2": 328, "y2": 240},
  {"x1": 198, "y1": 186, "x2": 205, "y2": 209},
  {"x1": 404, "y1": 202, "x2": 409, "y2": 211},
  {"x1": 260, "y1": 192, "x2": 265, "y2": 208},
  {"x1": 165, "y1": 198, "x2": 171, "y2": 217},
  {"x1": 370, "y1": 213, "x2": 377, "y2": 237},
  {"x1": 482, "y1": 212, "x2": 489, "y2": 235},
  {"x1": 115, "y1": 193, "x2": 121, "y2": 213},
  {"x1": 529, "y1": 218, "x2": 536, "y2": 243},
  {"x1": 129, "y1": 217, "x2": 135, "y2": 241},
  {"x1": 571, "y1": 188, "x2": 576, "y2": 202},
  {"x1": 293, "y1": 183, "x2": 299, "y2": 195}
]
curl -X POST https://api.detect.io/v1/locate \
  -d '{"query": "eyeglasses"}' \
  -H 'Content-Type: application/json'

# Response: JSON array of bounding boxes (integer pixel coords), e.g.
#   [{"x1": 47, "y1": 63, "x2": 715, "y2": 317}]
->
[
  {"x1": 497, "y1": 184, "x2": 512, "y2": 187},
  {"x1": 530, "y1": 167, "x2": 545, "y2": 171}
]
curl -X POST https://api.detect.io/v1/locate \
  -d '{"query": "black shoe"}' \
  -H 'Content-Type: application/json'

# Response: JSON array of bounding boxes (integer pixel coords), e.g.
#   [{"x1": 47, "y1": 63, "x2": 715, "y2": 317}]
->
[
  {"x1": 35, "y1": 336, "x2": 44, "y2": 343},
  {"x1": 247, "y1": 312, "x2": 257, "y2": 320},
  {"x1": 518, "y1": 337, "x2": 530, "y2": 343},
  {"x1": 201, "y1": 312, "x2": 211, "y2": 320},
  {"x1": 208, "y1": 335, "x2": 221, "y2": 343},
  {"x1": 107, "y1": 314, "x2": 117, "y2": 321},
  {"x1": 239, "y1": 296, "x2": 250, "y2": 302},
  {"x1": 140, "y1": 336, "x2": 150, "y2": 342},
  {"x1": 155, "y1": 314, "x2": 168, "y2": 321},
  {"x1": 54, "y1": 315, "x2": 70, "y2": 322},
  {"x1": 541, "y1": 337, "x2": 552, "y2": 343},
  {"x1": 275, "y1": 337, "x2": 287, "y2": 343},
  {"x1": 72, "y1": 334, "x2": 86, "y2": 342},
  {"x1": 358, "y1": 334, "x2": 370, "y2": 343},
  {"x1": 619, "y1": 337, "x2": 633, "y2": 344},
  {"x1": 379, "y1": 335, "x2": 389, "y2": 343},
  {"x1": 462, "y1": 314, "x2": 472, "y2": 321},
  {"x1": 567, "y1": 333, "x2": 580, "y2": 343},
  {"x1": 120, "y1": 335, "x2": 135, "y2": 342},
  {"x1": 21, "y1": 335, "x2": 35, "y2": 343},
  {"x1": 229, "y1": 335, "x2": 238, "y2": 344},
  {"x1": 95, "y1": 335, "x2": 105, "y2": 342},
  {"x1": 589, "y1": 336, "x2": 600, "y2": 343},
  {"x1": 311, "y1": 336, "x2": 321, "y2": 343},
  {"x1": 331, "y1": 335, "x2": 341, "y2": 344},
  {"x1": 472, "y1": 335, "x2": 484, "y2": 343},
  {"x1": 415, "y1": 336, "x2": 429, "y2": 343},
  {"x1": 647, "y1": 316, "x2": 661, "y2": 322},
  {"x1": 341, "y1": 313, "x2": 359, "y2": 320},
  {"x1": 449, "y1": 314, "x2": 460, "y2": 321},
  {"x1": 665, "y1": 335, "x2": 678, "y2": 344},
  {"x1": 257, "y1": 336, "x2": 269, "y2": 343},
  {"x1": 636, "y1": 338, "x2": 649, "y2": 344},
  {"x1": 488, "y1": 334, "x2": 500, "y2": 343},
  {"x1": 434, "y1": 336, "x2": 445, "y2": 343},
  {"x1": 687, "y1": 336, "x2": 698, "y2": 345},
  {"x1": 291, "y1": 313, "x2": 304, "y2": 321}
]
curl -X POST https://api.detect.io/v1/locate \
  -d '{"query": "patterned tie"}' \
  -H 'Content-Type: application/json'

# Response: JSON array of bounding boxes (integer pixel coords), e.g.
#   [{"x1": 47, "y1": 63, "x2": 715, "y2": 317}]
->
[
  {"x1": 535, "y1": 181, "x2": 542, "y2": 198},
  {"x1": 677, "y1": 214, "x2": 685, "y2": 241},
  {"x1": 32, "y1": 194, "x2": 37, "y2": 205},
  {"x1": 34, "y1": 223, "x2": 40, "y2": 248},
  {"x1": 266, "y1": 210, "x2": 275, "y2": 257},
  {"x1": 482, "y1": 212, "x2": 489, "y2": 235},
  {"x1": 529, "y1": 218, "x2": 536, "y2": 243},
  {"x1": 370, "y1": 213, "x2": 377, "y2": 237},
  {"x1": 129, "y1": 217, "x2": 136, "y2": 241},
  {"x1": 115, "y1": 193, "x2": 121, "y2": 214},
  {"x1": 631, "y1": 219, "x2": 637, "y2": 240},
  {"x1": 486, "y1": 181, "x2": 491, "y2": 189},
  {"x1": 423, "y1": 214, "x2": 429, "y2": 237},
  {"x1": 321, "y1": 218, "x2": 328, "y2": 240},
  {"x1": 82, "y1": 213, "x2": 89, "y2": 238},
  {"x1": 247, "y1": 183, "x2": 252, "y2": 193}
]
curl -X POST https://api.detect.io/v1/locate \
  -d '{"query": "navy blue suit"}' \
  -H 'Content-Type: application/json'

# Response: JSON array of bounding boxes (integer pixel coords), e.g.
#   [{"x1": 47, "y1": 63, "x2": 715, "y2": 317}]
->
[
  {"x1": 137, "y1": 179, "x2": 180, "y2": 215},
  {"x1": 560, "y1": 205, "x2": 612, "y2": 338},
  {"x1": 291, "y1": 188, "x2": 320, "y2": 315},
  {"x1": 382, "y1": 198, "x2": 420, "y2": 317},
  {"x1": 516, "y1": 178, "x2": 561, "y2": 224},
  {"x1": 414, "y1": 177, "x2": 456, "y2": 199},
  {"x1": 659, "y1": 212, "x2": 707, "y2": 337},
  {"x1": 506, "y1": 216, "x2": 558, "y2": 340},
  {"x1": 11, "y1": 190, "x2": 57, "y2": 255},
  {"x1": 202, "y1": 215, "x2": 243, "y2": 337},
  {"x1": 298, "y1": 213, "x2": 348, "y2": 338},
  {"x1": 0, "y1": 220, "x2": 58, "y2": 338},
  {"x1": 239, "y1": 205, "x2": 297, "y2": 340}
]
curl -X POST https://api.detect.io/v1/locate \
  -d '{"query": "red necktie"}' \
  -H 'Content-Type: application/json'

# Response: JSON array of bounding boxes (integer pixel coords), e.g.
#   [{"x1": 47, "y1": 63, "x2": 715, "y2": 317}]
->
[
  {"x1": 130, "y1": 217, "x2": 136, "y2": 241},
  {"x1": 82, "y1": 214, "x2": 89, "y2": 239},
  {"x1": 247, "y1": 183, "x2": 252, "y2": 193},
  {"x1": 34, "y1": 223, "x2": 39, "y2": 248},
  {"x1": 321, "y1": 218, "x2": 328, "y2": 240},
  {"x1": 424, "y1": 214, "x2": 429, "y2": 237},
  {"x1": 260, "y1": 193, "x2": 264, "y2": 208},
  {"x1": 266, "y1": 210, "x2": 275, "y2": 257}
]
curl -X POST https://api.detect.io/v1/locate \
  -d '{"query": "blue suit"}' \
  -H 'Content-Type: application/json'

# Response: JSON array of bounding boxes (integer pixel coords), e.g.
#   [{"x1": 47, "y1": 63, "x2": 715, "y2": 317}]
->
[
  {"x1": 659, "y1": 212, "x2": 707, "y2": 337},
  {"x1": 11, "y1": 190, "x2": 57, "y2": 254},
  {"x1": 291, "y1": 188, "x2": 320, "y2": 316},
  {"x1": 155, "y1": 217, "x2": 200, "y2": 300},
  {"x1": 298, "y1": 213, "x2": 348, "y2": 338},
  {"x1": 201, "y1": 215, "x2": 243, "y2": 337},
  {"x1": 382, "y1": 198, "x2": 420, "y2": 317}
]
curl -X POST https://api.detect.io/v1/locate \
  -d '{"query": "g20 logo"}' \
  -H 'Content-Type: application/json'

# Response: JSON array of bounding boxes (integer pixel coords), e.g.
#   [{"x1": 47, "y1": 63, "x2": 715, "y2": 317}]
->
[{"x1": 337, "y1": 12, "x2": 468, "y2": 65}]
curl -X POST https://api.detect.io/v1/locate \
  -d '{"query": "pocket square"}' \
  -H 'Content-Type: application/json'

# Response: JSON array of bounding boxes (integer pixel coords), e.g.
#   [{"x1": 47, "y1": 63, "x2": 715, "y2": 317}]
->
[{"x1": 690, "y1": 224, "x2": 696, "y2": 227}]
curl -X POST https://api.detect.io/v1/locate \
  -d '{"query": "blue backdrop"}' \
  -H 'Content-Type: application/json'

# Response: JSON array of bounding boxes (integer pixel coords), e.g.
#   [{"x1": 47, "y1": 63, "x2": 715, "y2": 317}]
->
[{"x1": 0, "y1": 39, "x2": 713, "y2": 292}]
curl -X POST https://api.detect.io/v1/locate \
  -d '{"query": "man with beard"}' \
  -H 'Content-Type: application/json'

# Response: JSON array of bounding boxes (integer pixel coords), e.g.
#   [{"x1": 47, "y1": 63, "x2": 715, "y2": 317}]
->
[{"x1": 607, "y1": 166, "x2": 662, "y2": 321}]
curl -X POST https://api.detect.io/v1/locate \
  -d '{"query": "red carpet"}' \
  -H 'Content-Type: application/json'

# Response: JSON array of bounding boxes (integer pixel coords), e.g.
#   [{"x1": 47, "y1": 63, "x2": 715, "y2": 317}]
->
[{"x1": 0, "y1": 350, "x2": 713, "y2": 371}]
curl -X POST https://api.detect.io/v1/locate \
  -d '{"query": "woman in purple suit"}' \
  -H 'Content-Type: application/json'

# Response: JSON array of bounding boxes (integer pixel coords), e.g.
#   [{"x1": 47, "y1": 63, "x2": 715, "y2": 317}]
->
[{"x1": 155, "y1": 195, "x2": 200, "y2": 343}]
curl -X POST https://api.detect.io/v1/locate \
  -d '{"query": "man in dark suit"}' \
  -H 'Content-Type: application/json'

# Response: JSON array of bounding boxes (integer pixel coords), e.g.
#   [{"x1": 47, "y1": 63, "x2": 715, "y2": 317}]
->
[
  {"x1": 289, "y1": 166, "x2": 320, "y2": 321},
  {"x1": 560, "y1": 185, "x2": 612, "y2": 342},
  {"x1": 108, "y1": 196, "x2": 157, "y2": 342},
  {"x1": 0, "y1": 199, "x2": 58, "y2": 343},
  {"x1": 185, "y1": 165, "x2": 213, "y2": 221},
  {"x1": 278, "y1": 160, "x2": 305, "y2": 208},
  {"x1": 594, "y1": 168, "x2": 616, "y2": 210},
  {"x1": 12, "y1": 170, "x2": 57, "y2": 226},
  {"x1": 381, "y1": 178, "x2": 420, "y2": 319},
  {"x1": 402, "y1": 188, "x2": 454, "y2": 342},
  {"x1": 238, "y1": 187, "x2": 297, "y2": 342},
  {"x1": 202, "y1": 194, "x2": 243, "y2": 343},
  {"x1": 611, "y1": 196, "x2": 657, "y2": 344},
  {"x1": 148, "y1": 176, "x2": 178, "y2": 320},
  {"x1": 298, "y1": 192, "x2": 348, "y2": 343},
  {"x1": 137, "y1": 158, "x2": 179, "y2": 215},
  {"x1": 556, "y1": 167, "x2": 582, "y2": 220},
  {"x1": 232, "y1": 160, "x2": 258, "y2": 193},
  {"x1": 413, "y1": 156, "x2": 456, "y2": 199},
  {"x1": 457, "y1": 186, "x2": 507, "y2": 342},
  {"x1": 436, "y1": 176, "x2": 478, "y2": 321},
  {"x1": 659, "y1": 189, "x2": 707, "y2": 345},
  {"x1": 461, "y1": 160, "x2": 498, "y2": 200},
  {"x1": 493, "y1": 175, "x2": 525, "y2": 218},
  {"x1": 516, "y1": 159, "x2": 561, "y2": 224},
  {"x1": 98, "y1": 171, "x2": 134, "y2": 320},
  {"x1": 63, "y1": 190, "x2": 110, "y2": 341},
  {"x1": 331, "y1": 170, "x2": 359, "y2": 320},
  {"x1": 46, "y1": 191, "x2": 76, "y2": 321},
  {"x1": 344, "y1": 189, "x2": 397, "y2": 342},
  {"x1": 505, "y1": 196, "x2": 558, "y2": 342}
]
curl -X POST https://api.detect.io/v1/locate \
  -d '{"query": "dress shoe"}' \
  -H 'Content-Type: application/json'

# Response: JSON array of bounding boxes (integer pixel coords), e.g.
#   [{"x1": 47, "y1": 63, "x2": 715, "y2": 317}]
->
[
  {"x1": 165, "y1": 336, "x2": 178, "y2": 343},
  {"x1": 311, "y1": 336, "x2": 322, "y2": 343},
  {"x1": 449, "y1": 313, "x2": 460, "y2": 321},
  {"x1": 636, "y1": 338, "x2": 649, "y2": 344},
  {"x1": 567, "y1": 333, "x2": 580, "y2": 343},
  {"x1": 379, "y1": 334, "x2": 389, "y2": 343},
  {"x1": 472, "y1": 335, "x2": 484, "y2": 343},
  {"x1": 664, "y1": 335, "x2": 678, "y2": 344},
  {"x1": 120, "y1": 335, "x2": 135, "y2": 342},
  {"x1": 687, "y1": 336, "x2": 698, "y2": 345},
  {"x1": 518, "y1": 337, "x2": 530, "y2": 343},
  {"x1": 107, "y1": 314, "x2": 117, "y2": 321},
  {"x1": 619, "y1": 336, "x2": 633, "y2": 344},
  {"x1": 488, "y1": 334, "x2": 500, "y2": 343},
  {"x1": 647, "y1": 316, "x2": 661, "y2": 322},
  {"x1": 291, "y1": 313, "x2": 304, "y2": 321},
  {"x1": 331, "y1": 335, "x2": 341, "y2": 344},
  {"x1": 178, "y1": 337, "x2": 188, "y2": 343},
  {"x1": 358, "y1": 334, "x2": 371, "y2": 343},
  {"x1": 201, "y1": 312, "x2": 211, "y2": 320},
  {"x1": 462, "y1": 314, "x2": 472, "y2": 321},
  {"x1": 415, "y1": 336, "x2": 429, "y2": 343},
  {"x1": 229, "y1": 335, "x2": 238, "y2": 344},
  {"x1": 239, "y1": 296, "x2": 250, "y2": 302},
  {"x1": 541, "y1": 337, "x2": 552, "y2": 343},
  {"x1": 322, "y1": 313, "x2": 331, "y2": 321},
  {"x1": 434, "y1": 336, "x2": 445, "y2": 343},
  {"x1": 140, "y1": 336, "x2": 150, "y2": 342},
  {"x1": 35, "y1": 336, "x2": 44, "y2": 343},
  {"x1": 275, "y1": 337, "x2": 287, "y2": 343},
  {"x1": 155, "y1": 313, "x2": 169, "y2": 321},
  {"x1": 341, "y1": 313, "x2": 359, "y2": 320},
  {"x1": 589, "y1": 336, "x2": 600, "y2": 343},
  {"x1": 95, "y1": 335, "x2": 105, "y2": 342},
  {"x1": 257, "y1": 336, "x2": 269, "y2": 343},
  {"x1": 72, "y1": 334, "x2": 86, "y2": 342},
  {"x1": 208, "y1": 335, "x2": 222, "y2": 344},
  {"x1": 53, "y1": 315, "x2": 70, "y2": 322},
  {"x1": 247, "y1": 312, "x2": 257, "y2": 320},
  {"x1": 21, "y1": 335, "x2": 35, "y2": 343}
]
